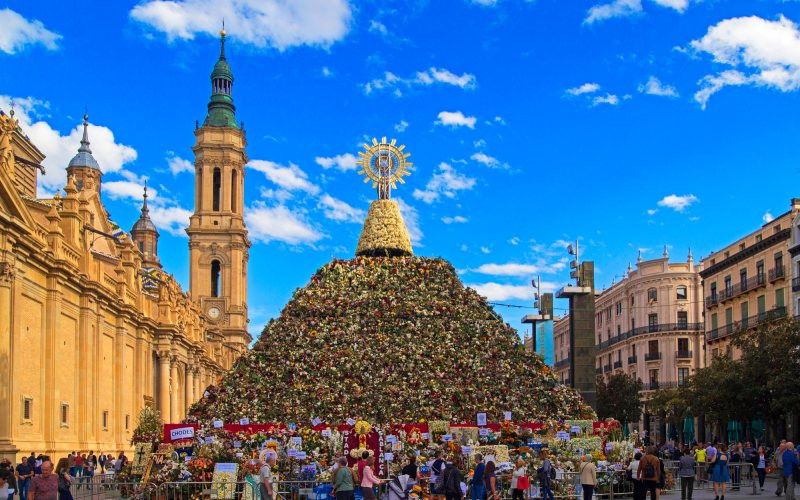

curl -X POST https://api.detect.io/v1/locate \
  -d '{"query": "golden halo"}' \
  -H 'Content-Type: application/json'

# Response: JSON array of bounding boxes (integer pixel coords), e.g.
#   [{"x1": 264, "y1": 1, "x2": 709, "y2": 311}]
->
[{"x1": 357, "y1": 137, "x2": 412, "y2": 192}]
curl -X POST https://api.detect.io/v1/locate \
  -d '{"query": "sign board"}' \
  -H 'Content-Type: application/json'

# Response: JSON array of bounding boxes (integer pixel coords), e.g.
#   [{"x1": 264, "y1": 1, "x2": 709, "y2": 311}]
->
[
  {"x1": 571, "y1": 426, "x2": 582, "y2": 434},
  {"x1": 462, "y1": 446, "x2": 473, "y2": 455},
  {"x1": 131, "y1": 443, "x2": 152, "y2": 474},
  {"x1": 385, "y1": 453, "x2": 394, "y2": 461},
  {"x1": 312, "y1": 417, "x2": 321, "y2": 426},
  {"x1": 213, "y1": 420, "x2": 224, "y2": 428},
  {"x1": 442, "y1": 434, "x2": 453, "y2": 442},
  {"x1": 504, "y1": 411, "x2": 512, "y2": 421},
  {"x1": 476, "y1": 413, "x2": 487, "y2": 426},
  {"x1": 239, "y1": 418, "x2": 250, "y2": 425},
  {"x1": 211, "y1": 463, "x2": 239, "y2": 499},
  {"x1": 346, "y1": 418, "x2": 356, "y2": 426},
  {"x1": 479, "y1": 429, "x2": 489, "y2": 437},
  {"x1": 169, "y1": 426, "x2": 195, "y2": 442},
  {"x1": 322, "y1": 429, "x2": 332, "y2": 437}
]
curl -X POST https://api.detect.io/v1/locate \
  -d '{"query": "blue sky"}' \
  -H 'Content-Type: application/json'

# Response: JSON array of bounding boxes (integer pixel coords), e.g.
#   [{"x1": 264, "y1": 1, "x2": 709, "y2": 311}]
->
[{"x1": 2, "y1": 0, "x2": 800, "y2": 343}]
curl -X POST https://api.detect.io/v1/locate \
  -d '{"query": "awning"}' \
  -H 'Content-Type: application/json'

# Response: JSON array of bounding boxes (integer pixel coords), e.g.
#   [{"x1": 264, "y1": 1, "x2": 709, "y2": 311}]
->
[
  {"x1": 727, "y1": 420, "x2": 742, "y2": 442},
  {"x1": 683, "y1": 417, "x2": 695, "y2": 443}
]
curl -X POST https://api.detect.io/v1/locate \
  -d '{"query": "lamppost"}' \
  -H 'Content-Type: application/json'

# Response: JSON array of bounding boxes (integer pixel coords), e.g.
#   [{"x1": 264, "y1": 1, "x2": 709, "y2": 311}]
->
[
  {"x1": 556, "y1": 240, "x2": 597, "y2": 408},
  {"x1": 522, "y1": 275, "x2": 553, "y2": 356}
]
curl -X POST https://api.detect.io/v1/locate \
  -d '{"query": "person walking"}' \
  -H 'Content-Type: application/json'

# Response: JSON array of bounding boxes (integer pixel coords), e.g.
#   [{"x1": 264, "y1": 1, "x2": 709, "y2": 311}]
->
[
  {"x1": 751, "y1": 446, "x2": 767, "y2": 491},
  {"x1": 678, "y1": 449, "x2": 696, "y2": 500},
  {"x1": 628, "y1": 452, "x2": 642, "y2": 500},
  {"x1": 710, "y1": 443, "x2": 730, "y2": 500},
  {"x1": 470, "y1": 455, "x2": 485, "y2": 500},
  {"x1": 53, "y1": 460, "x2": 72, "y2": 500},
  {"x1": 579, "y1": 455, "x2": 597, "y2": 500},
  {"x1": 776, "y1": 441, "x2": 788, "y2": 496},
  {"x1": 538, "y1": 450, "x2": 555, "y2": 500},
  {"x1": 484, "y1": 461, "x2": 499, "y2": 500},
  {"x1": 28, "y1": 461, "x2": 58, "y2": 500},
  {"x1": 360, "y1": 456, "x2": 383, "y2": 500},
  {"x1": 259, "y1": 452, "x2": 277, "y2": 500},
  {"x1": 333, "y1": 457, "x2": 355, "y2": 500},
  {"x1": 16, "y1": 456, "x2": 34, "y2": 500},
  {"x1": 510, "y1": 459, "x2": 527, "y2": 500},
  {"x1": 97, "y1": 454, "x2": 105, "y2": 475},
  {"x1": 638, "y1": 446, "x2": 661, "y2": 500},
  {"x1": 443, "y1": 459, "x2": 465, "y2": 500},
  {"x1": 783, "y1": 442, "x2": 799, "y2": 500}
]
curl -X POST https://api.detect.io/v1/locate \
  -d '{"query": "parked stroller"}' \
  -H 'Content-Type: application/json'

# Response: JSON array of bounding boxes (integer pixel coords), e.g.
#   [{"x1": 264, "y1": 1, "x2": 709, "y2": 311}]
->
[{"x1": 382, "y1": 474, "x2": 410, "y2": 500}]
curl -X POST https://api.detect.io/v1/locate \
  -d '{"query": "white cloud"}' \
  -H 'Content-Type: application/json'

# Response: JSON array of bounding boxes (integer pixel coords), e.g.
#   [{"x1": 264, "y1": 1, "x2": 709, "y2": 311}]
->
[
  {"x1": 247, "y1": 159, "x2": 319, "y2": 194},
  {"x1": 0, "y1": 8, "x2": 61, "y2": 54},
  {"x1": 638, "y1": 76, "x2": 680, "y2": 97},
  {"x1": 471, "y1": 0, "x2": 498, "y2": 6},
  {"x1": 321, "y1": 66, "x2": 333, "y2": 78},
  {"x1": 104, "y1": 180, "x2": 152, "y2": 201},
  {"x1": 566, "y1": 83, "x2": 601, "y2": 95},
  {"x1": 394, "y1": 120, "x2": 409, "y2": 133},
  {"x1": 149, "y1": 205, "x2": 193, "y2": 236},
  {"x1": 166, "y1": 151, "x2": 194, "y2": 175},
  {"x1": 690, "y1": 15, "x2": 800, "y2": 108},
  {"x1": 762, "y1": 211, "x2": 775, "y2": 223},
  {"x1": 363, "y1": 67, "x2": 476, "y2": 96},
  {"x1": 592, "y1": 93, "x2": 620, "y2": 106},
  {"x1": 509, "y1": 236, "x2": 520, "y2": 245},
  {"x1": 480, "y1": 246, "x2": 491, "y2": 254},
  {"x1": 647, "y1": 208, "x2": 658, "y2": 215},
  {"x1": 441, "y1": 215, "x2": 468, "y2": 224},
  {"x1": 468, "y1": 282, "x2": 535, "y2": 301},
  {"x1": 584, "y1": 0, "x2": 642, "y2": 25},
  {"x1": 130, "y1": 0, "x2": 352, "y2": 50},
  {"x1": 0, "y1": 95, "x2": 137, "y2": 191},
  {"x1": 657, "y1": 194, "x2": 699, "y2": 212},
  {"x1": 460, "y1": 244, "x2": 468, "y2": 251},
  {"x1": 412, "y1": 162, "x2": 476, "y2": 204},
  {"x1": 318, "y1": 194, "x2": 364, "y2": 223},
  {"x1": 369, "y1": 20, "x2": 388, "y2": 37},
  {"x1": 474, "y1": 263, "x2": 538, "y2": 276},
  {"x1": 394, "y1": 197, "x2": 423, "y2": 245},
  {"x1": 245, "y1": 201, "x2": 324, "y2": 245},
  {"x1": 651, "y1": 0, "x2": 689, "y2": 13},
  {"x1": 470, "y1": 152, "x2": 508, "y2": 169},
  {"x1": 435, "y1": 111, "x2": 477, "y2": 129},
  {"x1": 314, "y1": 153, "x2": 357, "y2": 172}
]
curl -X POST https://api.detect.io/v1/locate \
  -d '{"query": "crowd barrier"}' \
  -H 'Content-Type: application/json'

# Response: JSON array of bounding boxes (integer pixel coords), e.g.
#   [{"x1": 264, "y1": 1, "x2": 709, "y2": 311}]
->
[{"x1": 63, "y1": 462, "x2": 759, "y2": 499}]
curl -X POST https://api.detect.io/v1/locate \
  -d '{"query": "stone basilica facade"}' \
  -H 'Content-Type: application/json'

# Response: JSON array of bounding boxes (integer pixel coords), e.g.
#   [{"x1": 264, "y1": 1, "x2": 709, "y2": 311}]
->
[{"x1": 0, "y1": 31, "x2": 250, "y2": 461}]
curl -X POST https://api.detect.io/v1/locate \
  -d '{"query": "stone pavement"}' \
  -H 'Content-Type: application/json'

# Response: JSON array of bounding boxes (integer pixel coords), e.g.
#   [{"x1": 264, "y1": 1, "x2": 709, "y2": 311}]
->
[{"x1": 661, "y1": 481, "x2": 794, "y2": 500}]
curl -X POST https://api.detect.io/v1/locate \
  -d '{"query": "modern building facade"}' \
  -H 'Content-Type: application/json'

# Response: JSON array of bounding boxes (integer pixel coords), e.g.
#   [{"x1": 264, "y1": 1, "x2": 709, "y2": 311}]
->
[
  {"x1": 0, "y1": 30, "x2": 250, "y2": 462},
  {"x1": 700, "y1": 199, "x2": 799, "y2": 361}
]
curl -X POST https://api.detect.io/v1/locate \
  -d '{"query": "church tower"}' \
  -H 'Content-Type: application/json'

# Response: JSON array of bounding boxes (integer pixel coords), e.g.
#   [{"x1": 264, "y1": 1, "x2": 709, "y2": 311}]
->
[
  {"x1": 130, "y1": 185, "x2": 161, "y2": 269},
  {"x1": 187, "y1": 28, "x2": 251, "y2": 359}
]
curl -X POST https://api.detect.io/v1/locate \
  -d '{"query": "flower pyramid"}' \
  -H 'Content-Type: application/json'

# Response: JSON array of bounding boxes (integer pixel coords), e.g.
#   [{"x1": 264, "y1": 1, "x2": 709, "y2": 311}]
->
[{"x1": 189, "y1": 192, "x2": 593, "y2": 424}]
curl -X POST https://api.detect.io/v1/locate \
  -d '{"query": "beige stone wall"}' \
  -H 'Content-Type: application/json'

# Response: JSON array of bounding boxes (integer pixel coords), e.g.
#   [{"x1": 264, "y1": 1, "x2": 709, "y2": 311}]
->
[
  {"x1": 552, "y1": 316, "x2": 571, "y2": 383},
  {"x1": 700, "y1": 199, "x2": 798, "y2": 362},
  {"x1": 0, "y1": 112, "x2": 242, "y2": 463},
  {"x1": 593, "y1": 254, "x2": 703, "y2": 392}
]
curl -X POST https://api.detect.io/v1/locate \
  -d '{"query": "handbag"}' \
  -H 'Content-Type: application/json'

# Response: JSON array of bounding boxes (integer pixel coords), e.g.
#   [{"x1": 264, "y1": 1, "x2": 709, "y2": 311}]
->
[{"x1": 517, "y1": 475, "x2": 530, "y2": 491}]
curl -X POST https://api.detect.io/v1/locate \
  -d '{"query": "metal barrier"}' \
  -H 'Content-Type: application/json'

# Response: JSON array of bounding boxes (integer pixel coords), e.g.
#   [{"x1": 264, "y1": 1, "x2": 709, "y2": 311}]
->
[{"x1": 68, "y1": 479, "x2": 257, "y2": 499}]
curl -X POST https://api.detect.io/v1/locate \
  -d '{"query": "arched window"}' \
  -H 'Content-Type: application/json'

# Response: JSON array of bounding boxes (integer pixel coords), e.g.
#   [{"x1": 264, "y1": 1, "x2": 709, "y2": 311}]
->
[
  {"x1": 211, "y1": 260, "x2": 221, "y2": 297},
  {"x1": 212, "y1": 168, "x2": 221, "y2": 211},
  {"x1": 231, "y1": 169, "x2": 238, "y2": 213},
  {"x1": 647, "y1": 287, "x2": 657, "y2": 302}
]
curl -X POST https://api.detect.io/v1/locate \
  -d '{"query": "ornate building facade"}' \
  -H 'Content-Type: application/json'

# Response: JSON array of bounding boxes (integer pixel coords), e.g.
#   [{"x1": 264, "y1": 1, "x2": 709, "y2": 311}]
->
[{"x1": 0, "y1": 31, "x2": 249, "y2": 461}]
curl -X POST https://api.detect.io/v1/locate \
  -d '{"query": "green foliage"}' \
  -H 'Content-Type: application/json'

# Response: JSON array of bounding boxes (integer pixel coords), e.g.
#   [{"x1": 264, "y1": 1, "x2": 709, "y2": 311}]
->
[
  {"x1": 597, "y1": 372, "x2": 642, "y2": 424},
  {"x1": 132, "y1": 406, "x2": 163, "y2": 444},
  {"x1": 647, "y1": 388, "x2": 690, "y2": 424}
]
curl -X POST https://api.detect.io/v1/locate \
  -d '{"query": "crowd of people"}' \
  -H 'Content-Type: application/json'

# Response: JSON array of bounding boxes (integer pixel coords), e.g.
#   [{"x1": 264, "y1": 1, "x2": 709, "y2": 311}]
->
[{"x1": 0, "y1": 450, "x2": 129, "y2": 500}]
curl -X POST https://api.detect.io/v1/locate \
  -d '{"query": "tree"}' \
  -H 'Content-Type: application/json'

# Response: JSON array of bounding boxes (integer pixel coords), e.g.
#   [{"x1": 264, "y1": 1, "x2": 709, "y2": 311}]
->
[
  {"x1": 646, "y1": 388, "x2": 690, "y2": 427},
  {"x1": 597, "y1": 373, "x2": 643, "y2": 424}
]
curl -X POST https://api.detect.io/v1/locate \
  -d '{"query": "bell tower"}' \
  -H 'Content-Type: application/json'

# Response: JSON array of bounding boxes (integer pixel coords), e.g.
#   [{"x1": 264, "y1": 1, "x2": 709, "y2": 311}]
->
[{"x1": 187, "y1": 28, "x2": 251, "y2": 359}]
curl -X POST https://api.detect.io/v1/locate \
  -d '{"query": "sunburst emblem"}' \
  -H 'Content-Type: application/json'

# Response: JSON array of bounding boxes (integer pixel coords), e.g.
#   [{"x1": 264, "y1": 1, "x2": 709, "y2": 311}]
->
[{"x1": 357, "y1": 137, "x2": 412, "y2": 200}]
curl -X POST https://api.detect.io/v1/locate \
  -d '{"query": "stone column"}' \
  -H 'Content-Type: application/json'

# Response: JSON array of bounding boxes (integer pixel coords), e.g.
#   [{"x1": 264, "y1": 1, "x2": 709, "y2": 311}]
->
[
  {"x1": 185, "y1": 367, "x2": 195, "y2": 410},
  {"x1": 158, "y1": 353, "x2": 170, "y2": 421},
  {"x1": 0, "y1": 260, "x2": 18, "y2": 460},
  {"x1": 170, "y1": 358, "x2": 179, "y2": 423}
]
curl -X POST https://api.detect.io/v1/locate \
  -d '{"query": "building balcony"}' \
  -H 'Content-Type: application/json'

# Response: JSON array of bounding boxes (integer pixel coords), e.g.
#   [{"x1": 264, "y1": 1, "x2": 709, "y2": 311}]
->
[
  {"x1": 596, "y1": 367, "x2": 602, "y2": 374},
  {"x1": 628, "y1": 355, "x2": 637, "y2": 364},
  {"x1": 793, "y1": 276, "x2": 800, "y2": 292},
  {"x1": 645, "y1": 352, "x2": 661, "y2": 362},
  {"x1": 706, "y1": 306, "x2": 787, "y2": 342},
  {"x1": 769, "y1": 265, "x2": 786, "y2": 283},
  {"x1": 705, "y1": 275, "x2": 767, "y2": 308},
  {"x1": 596, "y1": 322, "x2": 703, "y2": 351},
  {"x1": 613, "y1": 360, "x2": 623, "y2": 369},
  {"x1": 645, "y1": 381, "x2": 660, "y2": 391},
  {"x1": 603, "y1": 364, "x2": 612, "y2": 373},
  {"x1": 675, "y1": 350, "x2": 693, "y2": 359},
  {"x1": 553, "y1": 358, "x2": 571, "y2": 369}
]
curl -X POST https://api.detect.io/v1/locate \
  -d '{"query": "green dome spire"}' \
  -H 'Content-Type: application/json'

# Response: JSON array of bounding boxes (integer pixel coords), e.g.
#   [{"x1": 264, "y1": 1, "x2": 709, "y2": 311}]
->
[{"x1": 204, "y1": 28, "x2": 238, "y2": 128}]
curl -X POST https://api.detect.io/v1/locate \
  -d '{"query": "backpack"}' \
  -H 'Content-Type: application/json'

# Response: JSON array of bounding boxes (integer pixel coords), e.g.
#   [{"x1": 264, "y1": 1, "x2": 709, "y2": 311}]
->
[
  {"x1": 444, "y1": 467, "x2": 461, "y2": 494},
  {"x1": 642, "y1": 460, "x2": 656, "y2": 479}
]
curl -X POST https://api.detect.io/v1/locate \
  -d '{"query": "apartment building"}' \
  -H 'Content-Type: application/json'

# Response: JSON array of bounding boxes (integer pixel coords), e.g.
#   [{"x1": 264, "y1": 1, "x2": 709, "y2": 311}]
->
[
  {"x1": 552, "y1": 316, "x2": 571, "y2": 384},
  {"x1": 700, "y1": 198, "x2": 800, "y2": 361},
  {"x1": 595, "y1": 249, "x2": 703, "y2": 392}
]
